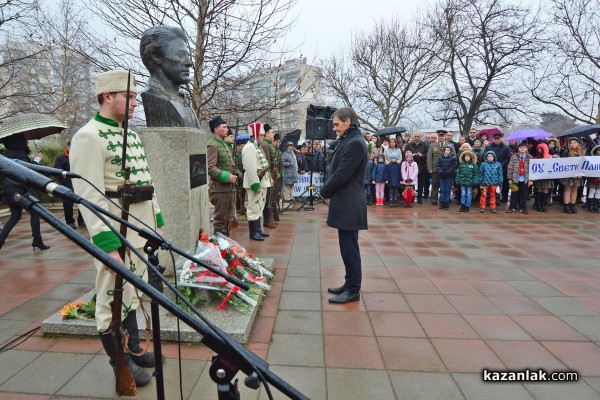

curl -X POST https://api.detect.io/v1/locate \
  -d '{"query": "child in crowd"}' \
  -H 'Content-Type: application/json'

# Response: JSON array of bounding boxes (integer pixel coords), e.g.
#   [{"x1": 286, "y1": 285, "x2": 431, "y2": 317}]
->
[
  {"x1": 364, "y1": 156, "x2": 374, "y2": 205},
  {"x1": 506, "y1": 141, "x2": 533, "y2": 214},
  {"x1": 561, "y1": 137, "x2": 586, "y2": 214},
  {"x1": 372, "y1": 154, "x2": 386, "y2": 206},
  {"x1": 435, "y1": 145, "x2": 458, "y2": 210},
  {"x1": 385, "y1": 152, "x2": 403, "y2": 207},
  {"x1": 587, "y1": 145, "x2": 600, "y2": 213},
  {"x1": 479, "y1": 151, "x2": 504, "y2": 213},
  {"x1": 472, "y1": 138, "x2": 484, "y2": 165},
  {"x1": 455, "y1": 150, "x2": 479, "y2": 212},
  {"x1": 400, "y1": 150, "x2": 418, "y2": 207},
  {"x1": 533, "y1": 142, "x2": 553, "y2": 212}
]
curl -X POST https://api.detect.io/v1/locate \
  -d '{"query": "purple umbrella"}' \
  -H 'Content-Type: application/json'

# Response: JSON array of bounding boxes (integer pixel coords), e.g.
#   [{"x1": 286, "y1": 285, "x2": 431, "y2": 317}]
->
[{"x1": 504, "y1": 128, "x2": 551, "y2": 142}]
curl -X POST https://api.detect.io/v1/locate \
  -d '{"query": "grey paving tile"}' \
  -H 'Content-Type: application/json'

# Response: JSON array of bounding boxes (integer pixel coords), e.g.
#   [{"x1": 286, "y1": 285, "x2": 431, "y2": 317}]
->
[
  {"x1": 67, "y1": 269, "x2": 97, "y2": 284},
  {"x1": 288, "y1": 254, "x2": 319, "y2": 266},
  {"x1": 532, "y1": 297, "x2": 598, "y2": 316},
  {"x1": 1, "y1": 352, "x2": 93, "y2": 394},
  {"x1": 508, "y1": 281, "x2": 563, "y2": 297},
  {"x1": 583, "y1": 377, "x2": 600, "y2": 395},
  {"x1": 0, "y1": 320, "x2": 34, "y2": 344},
  {"x1": 286, "y1": 264, "x2": 320, "y2": 278},
  {"x1": 410, "y1": 257, "x2": 448, "y2": 268},
  {"x1": 560, "y1": 316, "x2": 600, "y2": 341},
  {"x1": 258, "y1": 365, "x2": 325, "y2": 400},
  {"x1": 282, "y1": 277, "x2": 320, "y2": 292},
  {"x1": 524, "y1": 381, "x2": 600, "y2": 400},
  {"x1": 383, "y1": 256, "x2": 417, "y2": 268},
  {"x1": 452, "y1": 373, "x2": 534, "y2": 400},
  {"x1": 267, "y1": 333, "x2": 323, "y2": 367},
  {"x1": 0, "y1": 350, "x2": 41, "y2": 385},
  {"x1": 388, "y1": 371, "x2": 465, "y2": 400},
  {"x1": 36, "y1": 282, "x2": 95, "y2": 301},
  {"x1": 361, "y1": 255, "x2": 384, "y2": 267},
  {"x1": 487, "y1": 268, "x2": 536, "y2": 281},
  {"x1": 273, "y1": 310, "x2": 322, "y2": 335},
  {"x1": 319, "y1": 255, "x2": 343, "y2": 265},
  {"x1": 327, "y1": 368, "x2": 395, "y2": 400},
  {"x1": 1, "y1": 299, "x2": 65, "y2": 321},
  {"x1": 192, "y1": 361, "x2": 259, "y2": 400},
  {"x1": 278, "y1": 292, "x2": 322, "y2": 311}
]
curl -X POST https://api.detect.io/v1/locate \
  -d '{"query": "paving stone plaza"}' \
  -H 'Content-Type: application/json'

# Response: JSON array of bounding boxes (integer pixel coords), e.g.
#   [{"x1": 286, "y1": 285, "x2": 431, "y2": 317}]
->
[{"x1": 0, "y1": 204, "x2": 599, "y2": 399}]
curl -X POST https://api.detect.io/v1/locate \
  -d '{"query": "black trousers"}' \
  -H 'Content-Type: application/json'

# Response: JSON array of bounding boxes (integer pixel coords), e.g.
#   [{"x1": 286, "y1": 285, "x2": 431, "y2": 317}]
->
[
  {"x1": 501, "y1": 166, "x2": 509, "y2": 202},
  {"x1": 0, "y1": 194, "x2": 42, "y2": 245},
  {"x1": 509, "y1": 182, "x2": 529, "y2": 211},
  {"x1": 416, "y1": 172, "x2": 429, "y2": 200},
  {"x1": 338, "y1": 229, "x2": 362, "y2": 292},
  {"x1": 63, "y1": 199, "x2": 84, "y2": 225}
]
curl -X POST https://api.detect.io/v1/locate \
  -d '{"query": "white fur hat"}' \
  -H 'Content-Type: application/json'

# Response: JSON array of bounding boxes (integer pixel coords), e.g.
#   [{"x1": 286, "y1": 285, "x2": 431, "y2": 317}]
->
[{"x1": 95, "y1": 70, "x2": 137, "y2": 96}]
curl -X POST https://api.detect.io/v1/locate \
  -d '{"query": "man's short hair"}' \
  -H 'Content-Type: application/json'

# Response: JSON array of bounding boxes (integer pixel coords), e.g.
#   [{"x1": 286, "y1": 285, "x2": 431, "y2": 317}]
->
[{"x1": 140, "y1": 26, "x2": 188, "y2": 74}]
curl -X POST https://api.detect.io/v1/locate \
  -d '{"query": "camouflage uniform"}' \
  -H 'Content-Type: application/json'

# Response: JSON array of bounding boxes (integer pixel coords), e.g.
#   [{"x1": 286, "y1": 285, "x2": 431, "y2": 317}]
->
[{"x1": 207, "y1": 135, "x2": 236, "y2": 235}]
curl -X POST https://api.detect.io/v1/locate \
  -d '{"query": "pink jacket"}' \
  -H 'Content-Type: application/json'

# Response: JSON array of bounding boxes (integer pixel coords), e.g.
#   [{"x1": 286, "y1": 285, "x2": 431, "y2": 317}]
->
[{"x1": 401, "y1": 160, "x2": 419, "y2": 184}]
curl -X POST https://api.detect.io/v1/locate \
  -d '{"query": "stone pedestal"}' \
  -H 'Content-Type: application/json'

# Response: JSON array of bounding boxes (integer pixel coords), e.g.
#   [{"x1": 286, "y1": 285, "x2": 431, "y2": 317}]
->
[{"x1": 139, "y1": 127, "x2": 210, "y2": 273}]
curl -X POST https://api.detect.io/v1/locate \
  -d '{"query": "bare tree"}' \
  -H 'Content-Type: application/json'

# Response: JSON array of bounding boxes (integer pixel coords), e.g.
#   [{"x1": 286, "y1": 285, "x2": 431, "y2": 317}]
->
[
  {"x1": 426, "y1": 0, "x2": 543, "y2": 135},
  {"x1": 321, "y1": 18, "x2": 442, "y2": 132},
  {"x1": 86, "y1": 0, "x2": 299, "y2": 121},
  {"x1": 529, "y1": 0, "x2": 599, "y2": 124}
]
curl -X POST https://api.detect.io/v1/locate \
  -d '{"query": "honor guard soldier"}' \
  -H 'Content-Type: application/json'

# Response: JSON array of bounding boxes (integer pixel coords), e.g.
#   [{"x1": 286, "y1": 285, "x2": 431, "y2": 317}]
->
[
  {"x1": 243, "y1": 122, "x2": 271, "y2": 241},
  {"x1": 260, "y1": 123, "x2": 279, "y2": 229},
  {"x1": 207, "y1": 116, "x2": 237, "y2": 236},
  {"x1": 71, "y1": 70, "x2": 165, "y2": 387}
]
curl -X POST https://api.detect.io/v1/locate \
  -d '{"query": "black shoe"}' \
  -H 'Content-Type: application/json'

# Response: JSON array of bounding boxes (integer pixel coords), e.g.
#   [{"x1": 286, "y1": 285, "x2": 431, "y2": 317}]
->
[
  {"x1": 122, "y1": 310, "x2": 163, "y2": 368},
  {"x1": 77, "y1": 220, "x2": 86, "y2": 227},
  {"x1": 563, "y1": 204, "x2": 572, "y2": 214},
  {"x1": 99, "y1": 332, "x2": 152, "y2": 387},
  {"x1": 328, "y1": 290, "x2": 360, "y2": 304},
  {"x1": 68, "y1": 223, "x2": 77, "y2": 229},
  {"x1": 459, "y1": 205, "x2": 466, "y2": 212},
  {"x1": 431, "y1": 199, "x2": 438, "y2": 205},
  {"x1": 439, "y1": 203, "x2": 444, "y2": 209},
  {"x1": 257, "y1": 219, "x2": 270, "y2": 237},
  {"x1": 570, "y1": 203, "x2": 577, "y2": 214},
  {"x1": 32, "y1": 239, "x2": 50, "y2": 251},
  {"x1": 520, "y1": 209, "x2": 528, "y2": 214},
  {"x1": 465, "y1": 206, "x2": 470, "y2": 212},
  {"x1": 417, "y1": 198, "x2": 423, "y2": 204},
  {"x1": 327, "y1": 286, "x2": 345, "y2": 295}
]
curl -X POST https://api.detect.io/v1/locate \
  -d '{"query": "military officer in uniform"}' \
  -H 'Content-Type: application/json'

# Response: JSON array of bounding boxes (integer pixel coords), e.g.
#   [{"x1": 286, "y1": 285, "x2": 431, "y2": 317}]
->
[
  {"x1": 243, "y1": 122, "x2": 271, "y2": 241},
  {"x1": 71, "y1": 70, "x2": 164, "y2": 387},
  {"x1": 260, "y1": 123, "x2": 279, "y2": 229},
  {"x1": 207, "y1": 116, "x2": 237, "y2": 236}
]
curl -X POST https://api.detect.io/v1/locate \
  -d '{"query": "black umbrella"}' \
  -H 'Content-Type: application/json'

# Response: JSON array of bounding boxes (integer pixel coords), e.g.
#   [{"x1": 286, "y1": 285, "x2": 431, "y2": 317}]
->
[
  {"x1": 375, "y1": 126, "x2": 407, "y2": 137},
  {"x1": 556, "y1": 124, "x2": 600, "y2": 138},
  {"x1": 279, "y1": 129, "x2": 302, "y2": 151}
]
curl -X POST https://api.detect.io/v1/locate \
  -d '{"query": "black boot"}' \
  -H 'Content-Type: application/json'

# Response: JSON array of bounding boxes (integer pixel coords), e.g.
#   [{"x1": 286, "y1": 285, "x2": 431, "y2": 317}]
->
[
  {"x1": 539, "y1": 193, "x2": 547, "y2": 212},
  {"x1": 32, "y1": 237, "x2": 50, "y2": 251},
  {"x1": 564, "y1": 204, "x2": 572, "y2": 214},
  {"x1": 593, "y1": 199, "x2": 600, "y2": 213},
  {"x1": 533, "y1": 192, "x2": 540, "y2": 212},
  {"x1": 249, "y1": 220, "x2": 264, "y2": 241},
  {"x1": 99, "y1": 331, "x2": 152, "y2": 387},
  {"x1": 570, "y1": 203, "x2": 577, "y2": 214},
  {"x1": 122, "y1": 310, "x2": 162, "y2": 368},
  {"x1": 257, "y1": 218, "x2": 270, "y2": 237}
]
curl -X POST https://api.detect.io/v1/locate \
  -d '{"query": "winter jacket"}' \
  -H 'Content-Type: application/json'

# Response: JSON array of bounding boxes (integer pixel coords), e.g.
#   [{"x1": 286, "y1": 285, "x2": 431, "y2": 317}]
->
[
  {"x1": 54, "y1": 151, "x2": 73, "y2": 188},
  {"x1": 282, "y1": 150, "x2": 299, "y2": 185},
  {"x1": 427, "y1": 141, "x2": 444, "y2": 172},
  {"x1": 400, "y1": 160, "x2": 418, "y2": 185},
  {"x1": 384, "y1": 161, "x2": 402, "y2": 187},
  {"x1": 471, "y1": 145, "x2": 485, "y2": 166},
  {"x1": 320, "y1": 125, "x2": 368, "y2": 231},
  {"x1": 506, "y1": 152, "x2": 532, "y2": 182},
  {"x1": 479, "y1": 151, "x2": 504, "y2": 186},
  {"x1": 384, "y1": 147, "x2": 402, "y2": 164},
  {"x1": 455, "y1": 151, "x2": 480, "y2": 186},
  {"x1": 406, "y1": 140, "x2": 428, "y2": 171},
  {"x1": 547, "y1": 138, "x2": 561, "y2": 156},
  {"x1": 435, "y1": 148, "x2": 458, "y2": 179},
  {"x1": 372, "y1": 161, "x2": 387, "y2": 183}
]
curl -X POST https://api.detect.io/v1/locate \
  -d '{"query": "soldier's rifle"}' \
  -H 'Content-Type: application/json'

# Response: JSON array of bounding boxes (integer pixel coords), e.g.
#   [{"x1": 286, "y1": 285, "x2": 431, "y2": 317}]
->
[
  {"x1": 109, "y1": 71, "x2": 138, "y2": 395},
  {"x1": 266, "y1": 143, "x2": 277, "y2": 229},
  {"x1": 228, "y1": 124, "x2": 239, "y2": 230}
]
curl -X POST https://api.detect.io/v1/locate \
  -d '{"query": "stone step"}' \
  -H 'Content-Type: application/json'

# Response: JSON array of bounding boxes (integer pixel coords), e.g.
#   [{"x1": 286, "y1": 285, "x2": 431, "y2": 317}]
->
[{"x1": 41, "y1": 259, "x2": 273, "y2": 344}]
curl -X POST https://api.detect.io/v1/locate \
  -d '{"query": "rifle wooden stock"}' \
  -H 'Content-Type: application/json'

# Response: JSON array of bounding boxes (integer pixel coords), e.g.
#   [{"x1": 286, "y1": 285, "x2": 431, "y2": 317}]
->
[
  {"x1": 110, "y1": 168, "x2": 137, "y2": 395},
  {"x1": 237, "y1": 186, "x2": 246, "y2": 216},
  {"x1": 267, "y1": 185, "x2": 276, "y2": 229}
]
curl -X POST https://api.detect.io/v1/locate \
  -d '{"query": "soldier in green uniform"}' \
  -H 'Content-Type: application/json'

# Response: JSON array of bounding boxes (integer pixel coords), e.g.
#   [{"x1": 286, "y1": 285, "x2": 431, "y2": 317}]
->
[
  {"x1": 207, "y1": 116, "x2": 237, "y2": 236},
  {"x1": 260, "y1": 124, "x2": 279, "y2": 229}
]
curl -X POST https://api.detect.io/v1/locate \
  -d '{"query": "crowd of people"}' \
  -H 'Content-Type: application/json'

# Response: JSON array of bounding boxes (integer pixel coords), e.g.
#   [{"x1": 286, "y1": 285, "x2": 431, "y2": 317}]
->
[{"x1": 362, "y1": 128, "x2": 600, "y2": 213}]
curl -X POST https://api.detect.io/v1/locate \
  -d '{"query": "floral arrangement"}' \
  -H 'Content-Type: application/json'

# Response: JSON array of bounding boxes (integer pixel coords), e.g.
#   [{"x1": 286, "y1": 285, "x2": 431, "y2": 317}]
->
[
  {"x1": 509, "y1": 181, "x2": 519, "y2": 192},
  {"x1": 175, "y1": 231, "x2": 274, "y2": 314},
  {"x1": 61, "y1": 295, "x2": 96, "y2": 320}
]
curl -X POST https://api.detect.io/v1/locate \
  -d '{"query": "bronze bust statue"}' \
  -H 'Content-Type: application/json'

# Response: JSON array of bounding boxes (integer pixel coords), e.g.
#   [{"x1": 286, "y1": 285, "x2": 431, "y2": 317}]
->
[{"x1": 140, "y1": 26, "x2": 200, "y2": 128}]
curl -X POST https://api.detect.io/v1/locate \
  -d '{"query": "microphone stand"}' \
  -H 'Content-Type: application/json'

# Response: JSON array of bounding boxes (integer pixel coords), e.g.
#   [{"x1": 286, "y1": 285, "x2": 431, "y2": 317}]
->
[
  {"x1": 13, "y1": 191, "x2": 308, "y2": 400},
  {"x1": 144, "y1": 240, "x2": 166, "y2": 400}
]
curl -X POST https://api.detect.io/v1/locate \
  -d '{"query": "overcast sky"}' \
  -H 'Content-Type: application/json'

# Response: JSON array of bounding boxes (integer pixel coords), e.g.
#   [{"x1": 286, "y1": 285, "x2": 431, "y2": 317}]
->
[{"x1": 284, "y1": 0, "x2": 435, "y2": 62}]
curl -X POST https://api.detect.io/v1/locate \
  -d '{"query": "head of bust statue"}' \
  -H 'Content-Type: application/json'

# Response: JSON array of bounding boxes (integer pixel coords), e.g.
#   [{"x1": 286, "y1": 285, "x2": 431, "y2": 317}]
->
[{"x1": 140, "y1": 26, "x2": 192, "y2": 88}]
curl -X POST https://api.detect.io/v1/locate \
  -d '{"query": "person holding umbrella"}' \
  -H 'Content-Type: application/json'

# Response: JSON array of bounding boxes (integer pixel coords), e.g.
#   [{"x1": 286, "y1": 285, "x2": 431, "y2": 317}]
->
[{"x1": 0, "y1": 133, "x2": 49, "y2": 251}]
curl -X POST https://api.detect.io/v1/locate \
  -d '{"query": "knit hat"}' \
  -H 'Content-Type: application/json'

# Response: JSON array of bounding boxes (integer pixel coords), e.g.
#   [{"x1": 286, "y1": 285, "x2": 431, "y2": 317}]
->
[
  {"x1": 568, "y1": 137, "x2": 583, "y2": 145},
  {"x1": 209, "y1": 116, "x2": 226, "y2": 132},
  {"x1": 95, "y1": 70, "x2": 137, "y2": 96}
]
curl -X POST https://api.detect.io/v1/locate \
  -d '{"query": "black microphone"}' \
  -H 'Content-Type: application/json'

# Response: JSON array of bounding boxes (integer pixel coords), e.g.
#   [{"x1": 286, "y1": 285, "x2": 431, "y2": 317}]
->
[
  {"x1": 14, "y1": 159, "x2": 81, "y2": 179},
  {"x1": 0, "y1": 154, "x2": 82, "y2": 203}
]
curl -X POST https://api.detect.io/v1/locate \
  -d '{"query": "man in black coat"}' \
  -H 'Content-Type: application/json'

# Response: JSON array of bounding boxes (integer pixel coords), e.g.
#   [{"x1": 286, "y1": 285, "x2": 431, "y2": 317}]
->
[
  {"x1": 320, "y1": 107, "x2": 368, "y2": 304},
  {"x1": 484, "y1": 133, "x2": 512, "y2": 203},
  {"x1": 54, "y1": 141, "x2": 85, "y2": 229},
  {"x1": 406, "y1": 131, "x2": 429, "y2": 203}
]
